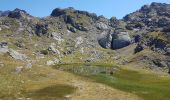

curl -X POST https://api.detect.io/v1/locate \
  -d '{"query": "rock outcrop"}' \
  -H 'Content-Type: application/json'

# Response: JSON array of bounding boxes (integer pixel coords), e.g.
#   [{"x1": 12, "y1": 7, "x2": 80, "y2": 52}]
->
[
  {"x1": 0, "y1": 3, "x2": 169, "y2": 74},
  {"x1": 8, "y1": 8, "x2": 31, "y2": 19},
  {"x1": 124, "y1": 2, "x2": 170, "y2": 30}
]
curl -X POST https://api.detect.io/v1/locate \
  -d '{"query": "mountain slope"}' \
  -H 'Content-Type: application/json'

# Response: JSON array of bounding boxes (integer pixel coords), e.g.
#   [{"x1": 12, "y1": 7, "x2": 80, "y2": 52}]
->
[{"x1": 0, "y1": 2, "x2": 170, "y2": 100}]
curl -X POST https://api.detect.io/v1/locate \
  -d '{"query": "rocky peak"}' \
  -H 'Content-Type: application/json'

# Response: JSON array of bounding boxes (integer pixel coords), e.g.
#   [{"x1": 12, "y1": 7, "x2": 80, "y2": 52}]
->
[
  {"x1": 8, "y1": 8, "x2": 31, "y2": 19},
  {"x1": 124, "y1": 2, "x2": 170, "y2": 30},
  {"x1": 51, "y1": 8, "x2": 70, "y2": 17},
  {"x1": 51, "y1": 7, "x2": 97, "y2": 19},
  {"x1": 0, "y1": 10, "x2": 10, "y2": 17},
  {"x1": 109, "y1": 17, "x2": 120, "y2": 28}
]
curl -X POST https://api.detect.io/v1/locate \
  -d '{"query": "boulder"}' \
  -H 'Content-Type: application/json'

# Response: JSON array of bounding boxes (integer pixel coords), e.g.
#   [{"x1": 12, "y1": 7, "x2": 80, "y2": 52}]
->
[
  {"x1": 51, "y1": 8, "x2": 67, "y2": 17},
  {"x1": 15, "y1": 66, "x2": 24, "y2": 74},
  {"x1": 98, "y1": 31, "x2": 112, "y2": 48},
  {"x1": 35, "y1": 23, "x2": 48, "y2": 36},
  {"x1": 75, "y1": 25, "x2": 88, "y2": 31},
  {"x1": 48, "y1": 43, "x2": 60, "y2": 55},
  {"x1": 134, "y1": 44, "x2": 144, "y2": 54},
  {"x1": 51, "y1": 32, "x2": 64, "y2": 43},
  {"x1": 152, "y1": 59, "x2": 168, "y2": 68},
  {"x1": 75, "y1": 37, "x2": 83, "y2": 48},
  {"x1": 111, "y1": 32, "x2": 131, "y2": 49},
  {"x1": 64, "y1": 15, "x2": 76, "y2": 26},
  {"x1": 47, "y1": 58, "x2": 59, "y2": 66},
  {"x1": 0, "y1": 42, "x2": 9, "y2": 53},
  {"x1": 165, "y1": 47, "x2": 170, "y2": 55},
  {"x1": 8, "y1": 49, "x2": 27, "y2": 61},
  {"x1": 96, "y1": 22, "x2": 108, "y2": 30},
  {"x1": 0, "y1": 62, "x2": 4, "y2": 68},
  {"x1": 97, "y1": 15, "x2": 109, "y2": 24},
  {"x1": 25, "y1": 62, "x2": 32, "y2": 69},
  {"x1": 67, "y1": 26, "x2": 76, "y2": 33},
  {"x1": 134, "y1": 34, "x2": 142, "y2": 43},
  {"x1": 36, "y1": 53, "x2": 45, "y2": 59}
]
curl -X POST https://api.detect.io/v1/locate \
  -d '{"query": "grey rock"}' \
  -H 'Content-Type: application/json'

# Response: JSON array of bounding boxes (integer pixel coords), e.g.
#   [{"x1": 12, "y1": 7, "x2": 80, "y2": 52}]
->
[
  {"x1": 75, "y1": 25, "x2": 88, "y2": 31},
  {"x1": 15, "y1": 66, "x2": 24, "y2": 74},
  {"x1": 47, "y1": 58, "x2": 59, "y2": 66},
  {"x1": 165, "y1": 47, "x2": 170, "y2": 55},
  {"x1": 97, "y1": 15, "x2": 109, "y2": 24},
  {"x1": 96, "y1": 22, "x2": 108, "y2": 30},
  {"x1": 51, "y1": 8, "x2": 67, "y2": 17},
  {"x1": 64, "y1": 15, "x2": 76, "y2": 26},
  {"x1": 134, "y1": 44, "x2": 144, "y2": 54},
  {"x1": 153, "y1": 59, "x2": 168, "y2": 67},
  {"x1": 25, "y1": 62, "x2": 32, "y2": 69},
  {"x1": 0, "y1": 42, "x2": 9, "y2": 53},
  {"x1": 134, "y1": 34, "x2": 142, "y2": 43},
  {"x1": 0, "y1": 62, "x2": 4, "y2": 68},
  {"x1": 67, "y1": 26, "x2": 76, "y2": 33},
  {"x1": 48, "y1": 43, "x2": 60, "y2": 54},
  {"x1": 98, "y1": 31, "x2": 112, "y2": 48},
  {"x1": 8, "y1": 49, "x2": 27, "y2": 61},
  {"x1": 51, "y1": 32, "x2": 64, "y2": 43},
  {"x1": 36, "y1": 53, "x2": 45, "y2": 59},
  {"x1": 35, "y1": 23, "x2": 48, "y2": 36},
  {"x1": 75, "y1": 37, "x2": 83, "y2": 48},
  {"x1": 110, "y1": 17, "x2": 120, "y2": 28},
  {"x1": 111, "y1": 32, "x2": 131, "y2": 49}
]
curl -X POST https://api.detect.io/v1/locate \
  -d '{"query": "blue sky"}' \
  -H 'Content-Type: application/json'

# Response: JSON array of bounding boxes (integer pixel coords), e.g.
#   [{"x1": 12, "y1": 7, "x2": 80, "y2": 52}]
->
[{"x1": 0, "y1": 0, "x2": 170, "y2": 19}]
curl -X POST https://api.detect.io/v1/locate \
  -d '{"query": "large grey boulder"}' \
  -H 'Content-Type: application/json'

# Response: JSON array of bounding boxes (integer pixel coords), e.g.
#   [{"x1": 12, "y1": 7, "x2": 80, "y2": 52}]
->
[
  {"x1": 98, "y1": 29, "x2": 131, "y2": 49},
  {"x1": 98, "y1": 31, "x2": 112, "y2": 48},
  {"x1": 111, "y1": 32, "x2": 131, "y2": 49}
]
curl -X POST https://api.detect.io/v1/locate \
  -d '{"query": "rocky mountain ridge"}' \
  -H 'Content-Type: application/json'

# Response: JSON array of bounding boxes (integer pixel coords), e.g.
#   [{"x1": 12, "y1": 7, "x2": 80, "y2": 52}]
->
[{"x1": 0, "y1": 2, "x2": 169, "y2": 73}]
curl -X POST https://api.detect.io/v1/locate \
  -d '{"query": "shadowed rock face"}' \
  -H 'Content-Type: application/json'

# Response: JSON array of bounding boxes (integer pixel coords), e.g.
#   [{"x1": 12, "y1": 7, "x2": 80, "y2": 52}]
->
[
  {"x1": 111, "y1": 32, "x2": 131, "y2": 49},
  {"x1": 98, "y1": 31, "x2": 112, "y2": 49}
]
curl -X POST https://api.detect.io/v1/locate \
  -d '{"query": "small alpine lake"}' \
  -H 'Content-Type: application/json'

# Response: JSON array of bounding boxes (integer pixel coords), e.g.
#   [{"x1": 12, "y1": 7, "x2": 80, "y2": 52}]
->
[{"x1": 54, "y1": 63, "x2": 170, "y2": 100}]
